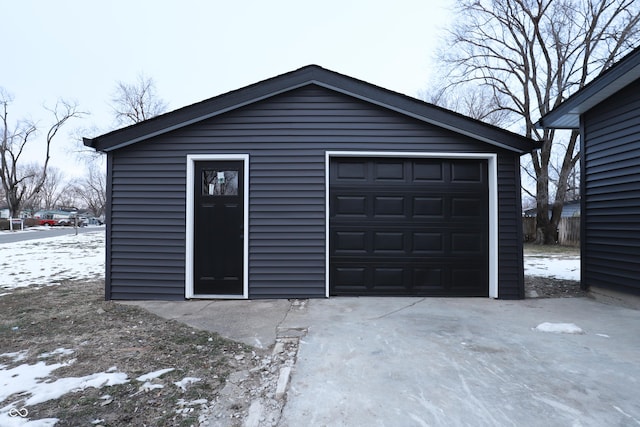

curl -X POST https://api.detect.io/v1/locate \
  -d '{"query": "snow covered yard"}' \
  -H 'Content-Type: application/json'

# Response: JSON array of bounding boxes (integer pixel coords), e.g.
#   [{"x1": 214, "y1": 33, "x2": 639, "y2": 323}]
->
[
  {"x1": 0, "y1": 230, "x2": 105, "y2": 294},
  {"x1": 523, "y1": 244, "x2": 581, "y2": 281},
  {"x1": 0, "y1": 230, "x2": 273, "y2": 426}
]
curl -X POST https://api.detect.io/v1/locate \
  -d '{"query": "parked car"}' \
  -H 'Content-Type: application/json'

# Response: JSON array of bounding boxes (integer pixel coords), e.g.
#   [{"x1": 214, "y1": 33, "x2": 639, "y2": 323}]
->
[{"x1": 58, "y1": 216, "x2": 87, "y2": 227}]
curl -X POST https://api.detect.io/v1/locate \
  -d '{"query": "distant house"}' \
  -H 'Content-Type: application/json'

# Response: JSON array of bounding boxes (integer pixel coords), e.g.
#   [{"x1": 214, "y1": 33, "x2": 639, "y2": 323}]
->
[
  {"x1": 523, "y1": 199, "x2": 580, "y2": 218},
  {"x1": 537, "y1": 46, "x2": 640, "y2": 299},
  {"x1": 84, "y1": 65, "x2": 540, "y2": 301},
  {"x1": 0, "y1": 206, "x2": 8, "y2": 219}
]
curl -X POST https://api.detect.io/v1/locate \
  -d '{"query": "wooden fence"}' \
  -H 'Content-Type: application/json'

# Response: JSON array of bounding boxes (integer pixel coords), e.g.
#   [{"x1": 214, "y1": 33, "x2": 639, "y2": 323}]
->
[{"x1": 523, "y1": 216, "x2": 580, "y2": 246}]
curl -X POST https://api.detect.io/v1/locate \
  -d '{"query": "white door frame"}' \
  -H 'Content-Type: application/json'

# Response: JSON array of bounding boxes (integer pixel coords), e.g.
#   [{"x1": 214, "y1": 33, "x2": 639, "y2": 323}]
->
[
  {"x1": 185, "y1": 154, "x2": 249, "y2": 299},
  {"x1": 325, "y1": 151, "x2": 499, "y2": 298}
]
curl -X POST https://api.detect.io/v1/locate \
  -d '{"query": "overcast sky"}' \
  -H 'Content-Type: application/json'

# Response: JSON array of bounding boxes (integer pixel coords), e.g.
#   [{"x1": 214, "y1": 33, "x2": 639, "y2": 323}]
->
[{"x1": 2, "y1": 0, "x2": 453, "y2": 175}]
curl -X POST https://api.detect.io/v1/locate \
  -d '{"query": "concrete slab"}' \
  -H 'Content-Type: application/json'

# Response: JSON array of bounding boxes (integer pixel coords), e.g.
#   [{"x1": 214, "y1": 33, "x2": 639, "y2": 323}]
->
[
  {"x1": 279, "y1": 297, "x2": 640, "y2": 427},
  {"x1": 125, "y1": 296, "x2": 640, "y2": 426},
  {"x1": 123, "y1": 299, "x2": 292, "y2": 349}
]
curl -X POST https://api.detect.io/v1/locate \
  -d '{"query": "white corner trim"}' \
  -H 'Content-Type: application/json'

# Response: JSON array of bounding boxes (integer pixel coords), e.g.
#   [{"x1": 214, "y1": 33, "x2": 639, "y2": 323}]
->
[
  {"x1": 325, "y1": 151, "x2": 499, "y2": 299},
  {"x1": 185, "y1": 154, "x2": 249, "y2": 299}
]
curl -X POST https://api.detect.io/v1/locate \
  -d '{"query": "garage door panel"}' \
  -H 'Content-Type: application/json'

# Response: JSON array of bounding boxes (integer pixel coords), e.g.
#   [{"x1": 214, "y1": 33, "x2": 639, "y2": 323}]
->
[
  {"x1": 334, "y1": 267, "x2": 367, "y2": 290},
  {"x1": 373, "y1": 268, "x2": 405, "y2": 289},
  {"x1": 332, "y1": 261, "x2": 486, "y2": 296},
  {"x1": 335, "y1": 196, "x2": 367, "y2": 216},
  {"x1": 412, "y1": 160, "x2": 444, "y2": 182},
  {"x1": 374, "y1": 196, "x2": 405, "y2": 216},
  {"x1": 451, "y1": 161, "x2": 485, "y2": 182},
  {"x1": 372, "y1": 231, "x2": 406, "y2": 252},
  {"x1": 374, "y1": 161, "x2": 405, "y2": 180},
  {"x1": 414, "y1": 268, "x2": 444, "y2": 288},
  {"x1": 336, "y1": 161, "x2": 367, "y2": 180},
  {"x1": 412, "y1": 232, "x2": 444, "y2": 252},
  {"x1": 413, "y1": 197, "x2": 445, "y2": 217},
  {"x1": 451, "y1": 233, "x2": 484, "y2": 253},
  {"x1": 330, "y1": 157, "x2": 488, "y2": 296},
  {"x1": 334, "y1": 231, "x2": 367, "y2": 252},
  {"x1": 451, "y1": 268, "x2": 487, "y2": 294},
  {"x1": 451, "y1": 197, "x2": 484, "y2": 217}
]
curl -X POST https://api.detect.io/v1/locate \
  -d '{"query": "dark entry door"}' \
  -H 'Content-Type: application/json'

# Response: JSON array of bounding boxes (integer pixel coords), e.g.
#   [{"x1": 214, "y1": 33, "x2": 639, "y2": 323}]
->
[
  {"x1": 194, "y1": 160, "x2": 244, "y2": 295},
  {"x1": 330, "y1": 157, "x2": 489, "y2": 297}
]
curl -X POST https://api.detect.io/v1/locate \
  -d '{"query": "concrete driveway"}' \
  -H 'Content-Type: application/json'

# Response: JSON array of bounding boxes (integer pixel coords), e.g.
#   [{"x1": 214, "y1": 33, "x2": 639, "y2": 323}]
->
[
  {"x1": 278, "y1": 297, "x2": 640, "y2": 427},
  {"x1": 133, "y1": 296, "x2": 640, "y2": 426}
]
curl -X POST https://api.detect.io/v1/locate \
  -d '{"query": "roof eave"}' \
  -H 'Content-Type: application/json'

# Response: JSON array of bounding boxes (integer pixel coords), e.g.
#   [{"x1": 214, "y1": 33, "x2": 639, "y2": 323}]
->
[
  {"x1": 85, "y1": 65, "x2": 538, "y2": 154},
  {"x1": 538, "y1": 46, "x2": 640, "y2": 130}
]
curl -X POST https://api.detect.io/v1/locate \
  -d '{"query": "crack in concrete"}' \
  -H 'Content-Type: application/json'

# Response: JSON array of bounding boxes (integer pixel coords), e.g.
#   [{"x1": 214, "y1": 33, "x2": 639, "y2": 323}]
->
[{"x1": 369, "y1": 297, "x2": 426, "y2": 320}]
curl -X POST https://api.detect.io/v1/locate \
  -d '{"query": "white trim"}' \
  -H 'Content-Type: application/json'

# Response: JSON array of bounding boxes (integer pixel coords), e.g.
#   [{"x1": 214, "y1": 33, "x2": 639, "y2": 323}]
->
[
  {"x1": 325, "y1": 151, "x2": 499, "y2": 299},
  {"x1": 185, "y1": 154, "x2": 249, "y2": 299}
]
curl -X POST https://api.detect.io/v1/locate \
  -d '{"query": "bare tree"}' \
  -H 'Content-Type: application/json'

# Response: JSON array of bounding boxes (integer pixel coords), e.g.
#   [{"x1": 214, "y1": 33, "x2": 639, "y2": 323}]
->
[
  {"x1": 420, "y1": 80, "x2": 513, "y2": 128},
  {"x1": 72, "y1": 162, "x2": 106, "y2": 217},
  {"x1": 57, "y1": 182, "x2": 81, "y2": 210},
  {"x1": 111, "y1": 74, "x2": 168, "y2": 125},
  {"x1": 435, "y1": 0, "x2": 640, "y2": 243},
  {"x1": 17, "y1": 163, "x2": 46, "y2": 214},
  {"x1": 0, "y1": 89, "x2": 85, "y2": 217},
  {"x1": 39, "y1": 167, "x2": 67, "y2": 210}
]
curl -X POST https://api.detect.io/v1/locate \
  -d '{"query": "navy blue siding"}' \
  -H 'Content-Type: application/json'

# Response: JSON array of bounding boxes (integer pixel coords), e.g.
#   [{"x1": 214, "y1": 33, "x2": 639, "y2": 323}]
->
[
  {"x1": 107, "y1": 85, "x2": 524, "y2": 300},
  {"x1": 582, "y1": 79, "x2": 640, "y2": 295},
  {"x1": 497, "y1": 155, "x2": 525, "y2": 299}
]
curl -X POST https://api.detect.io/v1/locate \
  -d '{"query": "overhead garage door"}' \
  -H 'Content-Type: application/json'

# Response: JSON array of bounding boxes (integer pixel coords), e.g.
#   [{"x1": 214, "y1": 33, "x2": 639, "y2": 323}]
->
[{"x1": 329, "y1": 157, "x2": 489, "y2": 296}]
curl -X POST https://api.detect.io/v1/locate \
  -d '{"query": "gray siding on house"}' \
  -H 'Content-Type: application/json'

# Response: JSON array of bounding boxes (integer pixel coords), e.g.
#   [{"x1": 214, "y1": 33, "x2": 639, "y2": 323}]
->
[
  {"x1": 106, "y1": 85, "x2": 524, "y2": 300},
  {"x1": 582, "y1": 78, "x2": 640, "y2": 295},
  {"x1": 497, "y1": 155, "x2": 525, "y2": 299}
]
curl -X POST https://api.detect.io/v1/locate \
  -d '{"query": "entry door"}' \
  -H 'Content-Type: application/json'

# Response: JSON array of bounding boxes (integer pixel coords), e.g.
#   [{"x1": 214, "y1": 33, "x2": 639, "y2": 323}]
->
[{"x1": 194, "y1": 160, "x2": 244, "y2": 295}]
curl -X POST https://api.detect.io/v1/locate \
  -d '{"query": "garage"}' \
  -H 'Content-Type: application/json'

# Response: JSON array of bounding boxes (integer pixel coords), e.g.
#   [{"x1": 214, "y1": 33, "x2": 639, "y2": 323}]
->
[
  {"x1": 84, "y1": 64, "x2": 539, "y2": 301},
  {"x1": 330, "y1": 156, "x2": 488, "y2": 296}
]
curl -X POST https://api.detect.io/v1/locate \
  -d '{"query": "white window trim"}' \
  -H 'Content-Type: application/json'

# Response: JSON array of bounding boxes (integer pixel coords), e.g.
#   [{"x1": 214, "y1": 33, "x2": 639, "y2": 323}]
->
[
  {"x1": 325, "y1": 151, "x2": 499, "y2": 299},
  {"x1": 185, "y1": 154, "x2": 249, "y2": 299}
]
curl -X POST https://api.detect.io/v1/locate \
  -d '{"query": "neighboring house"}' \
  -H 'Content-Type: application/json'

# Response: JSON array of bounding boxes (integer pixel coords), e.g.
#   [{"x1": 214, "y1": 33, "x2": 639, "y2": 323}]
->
[
  {"x1": 84, "y1": 65, "x2": 540, "y2": 301},
  {"x1": 537, "y1": 46, "x2": 640, "y2": 298},
  {"x1": 0, "y1": 206, "x2": 30, "y2": 219},
  {"x1": 523, "y1": 199, "x2": 581, "y2": 218}
]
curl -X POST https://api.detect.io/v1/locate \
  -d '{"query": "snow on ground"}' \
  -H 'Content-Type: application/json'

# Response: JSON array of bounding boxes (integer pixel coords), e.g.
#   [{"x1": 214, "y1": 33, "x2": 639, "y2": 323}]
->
[
  {"x1": 0, "y1": 349, "x2": 200, "y2": 426},
  {"x1": 534, "y1": 322, "x2": 585, "y2": 334},
  {"x1": 0, "y1": 230, "x2": 207, "y2": 425},
  {"x1": 0, "y1": 230, "x2": 105, "y2": 293},
  {"x1": 524, "y1": 254, "x2": 580, "y2": 281}
]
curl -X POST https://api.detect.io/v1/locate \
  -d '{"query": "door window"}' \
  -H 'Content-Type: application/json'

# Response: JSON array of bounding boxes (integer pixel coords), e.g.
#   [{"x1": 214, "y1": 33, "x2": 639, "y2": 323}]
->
[{"x1": 202, "y1": 170, "x2": 239, "y2": 196}]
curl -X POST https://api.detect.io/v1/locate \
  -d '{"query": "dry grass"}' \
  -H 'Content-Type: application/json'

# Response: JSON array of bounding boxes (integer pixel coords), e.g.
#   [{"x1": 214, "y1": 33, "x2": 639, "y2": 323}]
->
[{"x1": 0, "y1": 280, "x2": 259, "y2": 426}]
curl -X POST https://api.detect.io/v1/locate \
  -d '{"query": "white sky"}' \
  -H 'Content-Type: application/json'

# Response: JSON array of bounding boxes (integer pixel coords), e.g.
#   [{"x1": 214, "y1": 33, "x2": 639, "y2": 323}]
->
[{"x1": 1, "y1": 0, "x2": 453, "y2": 176}]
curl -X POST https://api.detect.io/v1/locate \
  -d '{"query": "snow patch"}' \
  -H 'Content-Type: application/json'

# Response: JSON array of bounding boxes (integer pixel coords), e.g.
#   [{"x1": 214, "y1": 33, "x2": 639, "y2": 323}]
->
[
  {"x1": 0, "y1": 231, "x2": 105, "y2": 291},
  {"x1": 38, "y1": 348, "x2": 74, "y2": 359},
  {"x1": 0, "y1": 351, "x2": 28, "y2": 363},
  {"x1": 174, "y1": 377, "x2": 202, "y2": 391},
  {"x1": 136, "y1": 368, "x2": 175, "y2": 382},
  {"x1": 534, "y1": 322, "x2": 584, "y2": 334},
  {"x1": 524, "y1": 257, "x2": 580, "y2": 281},
  {"x1": 139, "y1": 382, "x2": 165, "y2": 392}
]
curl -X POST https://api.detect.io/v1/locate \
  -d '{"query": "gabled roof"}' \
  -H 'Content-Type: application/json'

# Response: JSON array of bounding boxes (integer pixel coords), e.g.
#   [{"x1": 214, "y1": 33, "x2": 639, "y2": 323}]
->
[
  {"x1": 537, "y1": 46, "x2": 640, "y2": 129},
  {"x1": 84, "y1": 65, "x2": 539, "y2": 154}
]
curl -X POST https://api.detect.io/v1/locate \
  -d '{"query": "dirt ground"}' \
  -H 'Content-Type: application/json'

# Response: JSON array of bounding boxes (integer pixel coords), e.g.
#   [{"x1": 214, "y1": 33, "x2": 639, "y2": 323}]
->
[
  {"x1": 0, "y1": 276, "x2": 583, "y2": 426},
  {"x1": 0, "y1": 280, "x2": 296, "y2": 427}
]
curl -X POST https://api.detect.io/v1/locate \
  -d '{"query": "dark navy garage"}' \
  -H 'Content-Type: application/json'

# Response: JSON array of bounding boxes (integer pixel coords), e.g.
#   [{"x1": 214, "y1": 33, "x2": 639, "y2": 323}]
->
[{"x1": 84, "y1": 65, "x2": 539, "y2": 301}]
